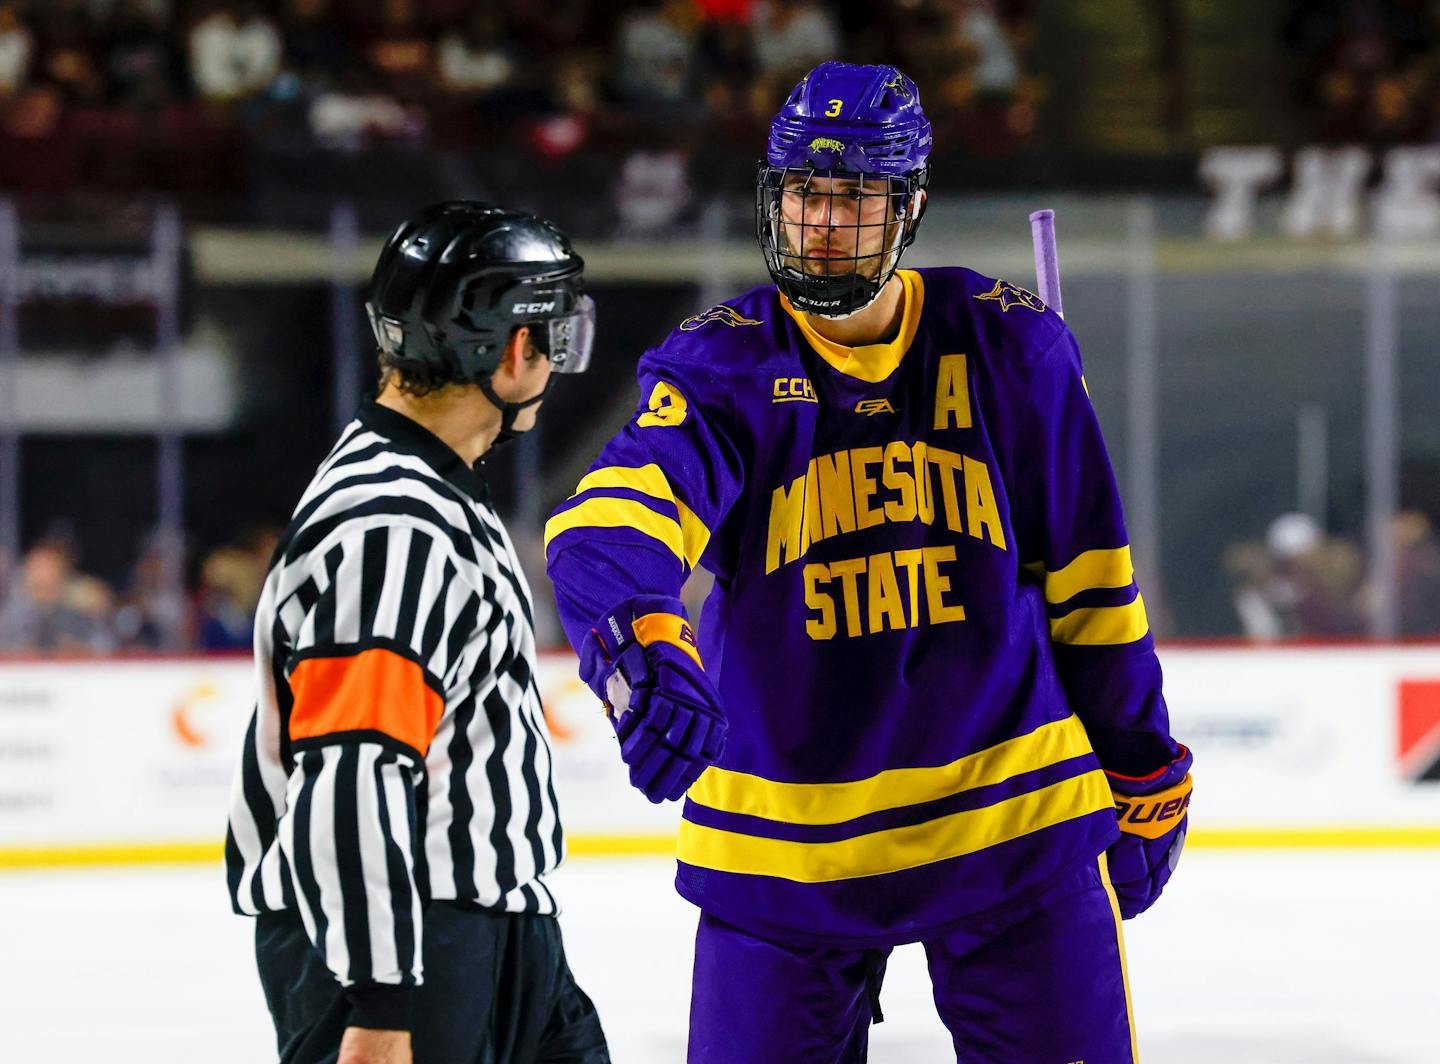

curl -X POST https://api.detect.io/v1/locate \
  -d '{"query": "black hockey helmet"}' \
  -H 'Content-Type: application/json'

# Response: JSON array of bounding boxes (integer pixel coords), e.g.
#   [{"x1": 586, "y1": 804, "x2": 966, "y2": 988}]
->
[{"x1": 367, "y1": 201, "x2": 594, "y2": 384}]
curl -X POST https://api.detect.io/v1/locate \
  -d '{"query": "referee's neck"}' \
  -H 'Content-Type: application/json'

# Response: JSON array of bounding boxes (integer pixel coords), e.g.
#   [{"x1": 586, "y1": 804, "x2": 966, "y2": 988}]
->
[{"x1": 375, "y1": 382, "x2": 501, "y2": 466}]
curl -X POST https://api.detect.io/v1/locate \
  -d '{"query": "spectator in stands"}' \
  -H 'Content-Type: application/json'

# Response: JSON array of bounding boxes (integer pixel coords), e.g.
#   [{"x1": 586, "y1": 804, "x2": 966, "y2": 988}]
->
[
  {"x1": 614, "y1": 0, "x2": 699, "y2": 109},
  {"x1": 750, "y1": 0, "x2": 841, "y2": 83},
  {"x1": 1225, "y1": 513, "x2": 1366, "y2": 640},
  {"x1": 193, "y1": 544, "x2": 263, "y2": 650},
  {"x1": 280, "y1": 0, "x2": 353, "y2": 88},
  {"x1": 1392, "y1": 509, "x2": 1440, "y2": 635},
  {"x1": 112, "y1": 531, "x2": 189, "y2": 650},
  {"x1": 0, "y1": 1, "x2": 33, "y2": 98},
  {"x1": 1282, "y1": 0, "x2": 1437, "y2": 142},
  {"x1": 362, "y1": 0, "x2": 433, "y2": 103},
  {"x1": 1, "y1": 79, "x2": 61, "y2": 137},
  {"x1": 696, "y1": 6, "x2": 756, "y2": 121},
  {"x1": 188, "y1": 0, "x2": 281, "y2": 103},
  {"x1": 308, "y1": 64, "x2": 421, "y2": 149},
  {"x1": 33, "y1": 0, "x2": 105, "y2": 105},
  {"x1": 436, "y1": 9, "x2": 516, "y2": 98},
  {"x1": 956, "y1": 0, "x2": 1021, "y2": 100},
  {"x1": 104, "y1": 0, "x2": 185, "y2": 109},
  {"x1": 0, "y1": 537, "x2": 115, "y2": 655}
]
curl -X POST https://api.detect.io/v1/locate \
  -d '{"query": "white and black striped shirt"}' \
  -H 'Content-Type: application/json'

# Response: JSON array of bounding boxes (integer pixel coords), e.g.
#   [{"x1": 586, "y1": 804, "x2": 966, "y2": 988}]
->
[{"x1": 225, "y1": 400, "x2": 563, "y2": 1025}]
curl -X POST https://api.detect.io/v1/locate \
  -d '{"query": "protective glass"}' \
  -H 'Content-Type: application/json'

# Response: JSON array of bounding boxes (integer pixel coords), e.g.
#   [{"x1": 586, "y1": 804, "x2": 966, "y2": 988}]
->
[{"x1": 543, "y1": 293, "x2": 595, "y2": 374}]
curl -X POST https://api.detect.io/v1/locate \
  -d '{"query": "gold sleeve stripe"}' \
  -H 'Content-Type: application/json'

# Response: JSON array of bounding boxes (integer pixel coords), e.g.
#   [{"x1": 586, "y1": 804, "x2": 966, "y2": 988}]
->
[
  {"x1": 1049, "y1": 595, "x2": 1150, "y2": 645},
  {"x1": 1043, "y1": 546, "x2": 1135, "y2": 605},
  {"x1": 676, "y1": 770, "x2": 1112, "y2": 883},
  {"x1": 571, "y1": 464, "x2": 712, "y2": 568},
  {"x1": 687, "y1": 713, "x2": 1092, "y2": 825},
  {"x1": 544, "y1": 497, "x2": 686, "y2": 564}
]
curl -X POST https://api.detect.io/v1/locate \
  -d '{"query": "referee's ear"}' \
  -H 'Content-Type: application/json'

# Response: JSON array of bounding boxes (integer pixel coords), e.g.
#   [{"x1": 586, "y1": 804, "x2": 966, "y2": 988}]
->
[{"x1": 494, "y1": 325, "x2": 534, "y2": 385}]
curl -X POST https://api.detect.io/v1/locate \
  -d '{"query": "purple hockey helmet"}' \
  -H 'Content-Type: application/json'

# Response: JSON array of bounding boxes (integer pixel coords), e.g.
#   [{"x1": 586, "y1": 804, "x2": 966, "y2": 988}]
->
[{"x1": 756, "y1": 62, "x2": 931, "y2": 316}]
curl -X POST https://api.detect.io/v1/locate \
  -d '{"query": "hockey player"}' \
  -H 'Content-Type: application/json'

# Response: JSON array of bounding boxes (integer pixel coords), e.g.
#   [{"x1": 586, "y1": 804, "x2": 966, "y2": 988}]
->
[
  {"x1": 228, "y1": 202, "x2": 609, "y2": 1064},
  {"x1": 545, "y1": 63, "x2": 1191, "y2": 1063}
]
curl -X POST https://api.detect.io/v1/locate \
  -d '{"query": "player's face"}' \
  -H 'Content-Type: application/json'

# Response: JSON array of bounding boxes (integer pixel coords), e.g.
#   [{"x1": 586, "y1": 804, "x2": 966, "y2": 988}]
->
[{"x1": 777, "y1": 174, "x2": 897, "y2": 279}]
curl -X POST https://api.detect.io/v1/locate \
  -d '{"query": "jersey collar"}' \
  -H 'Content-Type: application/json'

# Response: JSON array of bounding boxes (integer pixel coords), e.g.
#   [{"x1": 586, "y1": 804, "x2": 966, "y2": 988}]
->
[
  {"x1": 357, "y1": 399, "x2": 492, "y2": 505},
  {"x1": 780, "y1": 269, "x2": 924, "y2": 384}
]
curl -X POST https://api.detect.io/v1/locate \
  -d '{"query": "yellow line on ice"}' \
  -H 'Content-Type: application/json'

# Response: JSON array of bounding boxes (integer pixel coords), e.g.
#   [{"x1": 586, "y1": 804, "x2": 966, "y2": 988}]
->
[{"x1": 5, "y1": 827, "x2": 1440, "y2": 870}]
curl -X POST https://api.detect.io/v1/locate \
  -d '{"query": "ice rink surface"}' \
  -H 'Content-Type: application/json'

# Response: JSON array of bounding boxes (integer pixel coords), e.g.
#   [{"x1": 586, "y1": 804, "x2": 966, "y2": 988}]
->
[{"x1": 2, "y1": 849, "x2": 1436, "y2": 1063}]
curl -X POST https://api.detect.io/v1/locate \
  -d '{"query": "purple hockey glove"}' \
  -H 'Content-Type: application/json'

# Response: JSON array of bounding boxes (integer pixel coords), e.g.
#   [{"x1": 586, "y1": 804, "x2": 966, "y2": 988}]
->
[
  {"x1": 579, "y1": 595, "x2": 726, "y2": 803},
  {"x1": 1104, "y1": 745, "x2": 1192, "y2": 919}
]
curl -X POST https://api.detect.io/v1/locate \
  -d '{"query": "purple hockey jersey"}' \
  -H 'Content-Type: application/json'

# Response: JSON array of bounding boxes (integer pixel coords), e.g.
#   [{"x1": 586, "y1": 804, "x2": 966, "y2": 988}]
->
[{"x1": 545, "y1": 267, "x2": 1182, "y2": 948}]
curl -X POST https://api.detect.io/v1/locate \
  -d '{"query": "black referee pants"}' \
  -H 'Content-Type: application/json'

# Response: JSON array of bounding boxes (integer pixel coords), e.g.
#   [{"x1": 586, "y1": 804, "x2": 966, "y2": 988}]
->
[{"x1": 256, "y1": 902, "x2": 610, "y2": 1064}]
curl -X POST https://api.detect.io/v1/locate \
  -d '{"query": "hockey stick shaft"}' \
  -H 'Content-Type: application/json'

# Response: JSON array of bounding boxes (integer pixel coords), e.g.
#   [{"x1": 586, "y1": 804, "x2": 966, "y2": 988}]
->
[{"x1": 1029, "y1": 209, "x2": 1063, "y2": 318}]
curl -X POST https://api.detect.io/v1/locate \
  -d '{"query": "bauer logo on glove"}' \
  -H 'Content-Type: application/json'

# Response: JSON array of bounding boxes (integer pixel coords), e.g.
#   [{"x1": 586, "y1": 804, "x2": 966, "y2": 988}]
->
[{"x1": 1113, "y1": 775, "x2": 1192, "y2": 840}]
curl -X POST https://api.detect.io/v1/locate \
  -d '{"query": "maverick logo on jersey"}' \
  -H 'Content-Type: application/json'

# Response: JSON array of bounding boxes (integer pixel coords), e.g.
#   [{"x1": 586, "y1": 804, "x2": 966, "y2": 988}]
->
[
  {"x1": 974, "y1": 279, "x2": 1046, "y2": 314},
  {"x1": 637, "y1": 381, "x2": 689, "y2": 427},
  {"x1": 680, "y1": 306, "x2": 765, "y2": 332},
  {"x1": 855, "y1": 399, "x2": 895, "y2": 416},
  {"x1": 774, "y1": 377, "x2": 818, "y2": 404}
]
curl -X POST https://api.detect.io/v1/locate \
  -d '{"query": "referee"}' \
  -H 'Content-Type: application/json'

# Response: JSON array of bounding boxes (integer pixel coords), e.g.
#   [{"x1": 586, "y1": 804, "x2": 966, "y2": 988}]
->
[{"x1": 225, "y1": 202, "x2": 609, "y2": 1064}]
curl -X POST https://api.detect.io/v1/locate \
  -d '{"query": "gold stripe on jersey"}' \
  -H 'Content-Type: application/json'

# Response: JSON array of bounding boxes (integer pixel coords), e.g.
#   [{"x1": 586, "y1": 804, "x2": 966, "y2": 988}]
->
[
  {"x1": 1049, "y1": 595, "x2": 1150, "y2": 645},
  {"x1": 781, "y1": 269, "x2": 925, "y2": 383},
  {"x1": 676, "y1": 770, "x2": 1113, "y2": 883},
  {"x1": 687, "y1": 713, "x2": 1092, "y2": 825},
  {"x1": 569, "y1": 464, "x2": 712, "y2": 567},
  {"x1": 1098, "y1": 853, "x2": 1141, "y2": 1063},
  {"x1": 1043, "y1": 546, "x2": 1136, "y2": 605},
  {"x1": 544, "y1": 497, "x2": 687, "y2": 566}
]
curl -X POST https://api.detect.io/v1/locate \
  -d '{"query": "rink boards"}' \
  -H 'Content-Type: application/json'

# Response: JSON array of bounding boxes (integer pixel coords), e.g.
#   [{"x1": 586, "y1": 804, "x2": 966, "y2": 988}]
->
[{"x1": 1, "y1": 645, "x2": 1438, "y2": 866}]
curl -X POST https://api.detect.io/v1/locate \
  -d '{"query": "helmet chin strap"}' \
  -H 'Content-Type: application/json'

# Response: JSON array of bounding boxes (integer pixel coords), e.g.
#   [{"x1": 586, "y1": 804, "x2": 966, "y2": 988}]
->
[{"x1": 478, "y1": 375, "x2": 554, "y2": 449}]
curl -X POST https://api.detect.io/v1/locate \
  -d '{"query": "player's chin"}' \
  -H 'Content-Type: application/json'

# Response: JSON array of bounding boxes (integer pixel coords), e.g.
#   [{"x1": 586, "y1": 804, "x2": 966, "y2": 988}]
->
[{"x1": 795, "y1": 255, "x2": 860, "y2": 277}]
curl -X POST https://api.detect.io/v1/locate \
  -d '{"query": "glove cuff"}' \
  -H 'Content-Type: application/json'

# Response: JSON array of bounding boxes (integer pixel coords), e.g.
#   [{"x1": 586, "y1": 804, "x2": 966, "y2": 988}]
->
[
  {"x1": 1106, "y1": 745, "x2": 1192, "y2": 840},
  {"x1": 579, "y1": 595, "x2": 700, "y2": 702},
  {"x1": 596, "y1": 595, "x2": 699, "y2": 660},
  {"x1": 1105, "y1": 744, "x2": 1192, "y2": 795}
]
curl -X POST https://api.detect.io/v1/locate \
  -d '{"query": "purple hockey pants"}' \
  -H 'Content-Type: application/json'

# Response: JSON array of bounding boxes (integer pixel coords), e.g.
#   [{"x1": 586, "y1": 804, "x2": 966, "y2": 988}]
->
[{"x1": 688, "y1": 856, "x2": 1136, "y2": 1063}]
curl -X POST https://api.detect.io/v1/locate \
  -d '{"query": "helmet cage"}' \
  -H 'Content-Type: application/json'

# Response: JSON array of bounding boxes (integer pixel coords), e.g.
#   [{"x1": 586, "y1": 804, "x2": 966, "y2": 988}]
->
[{"x1": 756, "y1": 164, "x2": 927, "y2": 317}]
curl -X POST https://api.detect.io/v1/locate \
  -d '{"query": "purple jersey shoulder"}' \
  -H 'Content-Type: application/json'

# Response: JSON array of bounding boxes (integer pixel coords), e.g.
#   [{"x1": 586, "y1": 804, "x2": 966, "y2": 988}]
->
[
  {"x1": 918, "y1": 265, "x2": 1070, "y2": 370},
  {"x1": 636, "y1": 284, "x2": 792, "y2": 404},
  {"x1": 651, "y1": 285, "x2": 786, "y2": 363}
]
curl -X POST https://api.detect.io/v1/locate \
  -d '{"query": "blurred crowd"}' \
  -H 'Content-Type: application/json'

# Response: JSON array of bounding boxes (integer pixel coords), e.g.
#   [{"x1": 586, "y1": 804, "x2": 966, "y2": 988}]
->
[
  {"x1": 1283, "y1": 0, "x2": 1440, "y2": 143},
  {"x1": 9, "y1": 506, "x2": 1440, "y2": 656},
  {"x1": 0, "y1": 0, "x2": 1041, "y2": 213},
  {"x1": 1225, "y1": 509, "x2": 1440, "y2": 639},
  {"x1": 0, "y1": 523, "x2": 276, "y2": 655}
]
